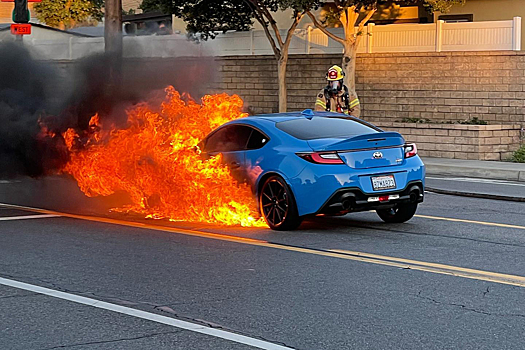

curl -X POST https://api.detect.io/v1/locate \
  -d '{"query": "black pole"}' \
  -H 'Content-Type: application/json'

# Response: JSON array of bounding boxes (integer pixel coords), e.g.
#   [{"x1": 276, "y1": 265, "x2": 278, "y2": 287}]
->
[
  {"x1": 104, "y1": 0, "x2": 123, "y2": 95},
  {"x1": 104, "y1": 0, "x2": 123, "y2": 55}
]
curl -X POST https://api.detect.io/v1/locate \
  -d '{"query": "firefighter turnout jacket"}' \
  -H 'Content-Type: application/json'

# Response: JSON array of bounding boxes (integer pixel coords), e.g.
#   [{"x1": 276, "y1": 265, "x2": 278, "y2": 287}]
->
[{"x1": 315, "y1": 86, "x2": 360, "y2": 117}]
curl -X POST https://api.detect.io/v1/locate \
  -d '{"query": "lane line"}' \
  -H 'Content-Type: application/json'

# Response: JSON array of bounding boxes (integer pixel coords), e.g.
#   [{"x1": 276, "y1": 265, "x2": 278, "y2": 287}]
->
[
  {"x1": 0, "y1": 277, "x2": 293, "y2": 350},
  {"x1": 415, "y1": 214, "x2": 525, "y2": 231},
  {"x1": 0, "y1": 214, "x2": 60, "y2": 221},
  {"x1": 330, "y1": 249, "x2": 525, "y2": 287},
  {"x1": 1, "y1": 202, "x2": 524, "y2": 287}
]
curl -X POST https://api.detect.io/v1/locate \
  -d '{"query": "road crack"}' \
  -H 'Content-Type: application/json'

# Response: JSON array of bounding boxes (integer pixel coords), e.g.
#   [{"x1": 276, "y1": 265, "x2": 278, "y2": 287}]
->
[
  {"x1": 1, "y1": 274, "x2": 297, "y2": 349},
  {"x1": 0, "y1": 292, "x2": 38, "y2": 300},
  {"x1": 416, "y1": 291, "x2": 525, "y2": 318},
  {"x1": 36, "y1": 330, "x2": 182, "y2": 349}
]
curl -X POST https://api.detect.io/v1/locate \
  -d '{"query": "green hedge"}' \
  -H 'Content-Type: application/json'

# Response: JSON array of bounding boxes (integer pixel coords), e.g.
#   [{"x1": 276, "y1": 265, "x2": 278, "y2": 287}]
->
[{"x1": 510, "y1": 145, "x2": 525, "y2": 163}]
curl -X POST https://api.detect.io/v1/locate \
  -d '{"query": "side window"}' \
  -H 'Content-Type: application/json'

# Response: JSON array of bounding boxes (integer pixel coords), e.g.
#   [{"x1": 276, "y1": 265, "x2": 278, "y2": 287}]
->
[
  {"x1": 204, "y1": 125, "x2": 252, "y2": 153},
  {"x1": 247, "y1": 128, "x2": 269, "y2": 150}
]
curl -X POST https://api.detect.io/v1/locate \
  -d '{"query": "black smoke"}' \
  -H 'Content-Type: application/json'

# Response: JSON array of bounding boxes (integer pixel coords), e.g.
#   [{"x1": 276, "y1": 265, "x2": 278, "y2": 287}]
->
[{"x1": 0, "y1": 42, "x2": 217, "y2": 178}]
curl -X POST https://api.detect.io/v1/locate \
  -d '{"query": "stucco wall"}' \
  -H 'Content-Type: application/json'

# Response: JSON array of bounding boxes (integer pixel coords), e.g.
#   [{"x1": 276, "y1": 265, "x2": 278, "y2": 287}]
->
[{"x1": 211, "y1": 51, "x2": 525, "y2": 126}]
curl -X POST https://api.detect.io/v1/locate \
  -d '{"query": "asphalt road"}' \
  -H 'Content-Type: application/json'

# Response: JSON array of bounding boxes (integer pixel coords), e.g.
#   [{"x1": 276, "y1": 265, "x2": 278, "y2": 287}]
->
[{"x1": 1, "y1": 176, "x2": 525, "y2": 350}]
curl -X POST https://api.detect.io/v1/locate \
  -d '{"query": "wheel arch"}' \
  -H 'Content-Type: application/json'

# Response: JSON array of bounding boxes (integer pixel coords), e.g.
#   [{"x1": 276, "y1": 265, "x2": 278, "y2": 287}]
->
[{"x1": 255, "y1": 171, "x2": 298, "y2": 214}]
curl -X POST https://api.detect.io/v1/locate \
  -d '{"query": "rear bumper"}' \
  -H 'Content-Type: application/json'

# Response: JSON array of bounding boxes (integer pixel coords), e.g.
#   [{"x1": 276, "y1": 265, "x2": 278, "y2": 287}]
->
[
  {"x1": 317, "y1": 180, "x2": 424, "y2": 215},
  {"x1": 288, "y1": 156, "x2": 425, "y2": 216}
]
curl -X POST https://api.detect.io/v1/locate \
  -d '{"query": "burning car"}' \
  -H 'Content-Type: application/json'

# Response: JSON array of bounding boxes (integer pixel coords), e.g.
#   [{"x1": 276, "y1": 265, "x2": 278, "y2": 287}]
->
[{"x1": 197, "y1": 110, "x2": 425, "y2": 230}]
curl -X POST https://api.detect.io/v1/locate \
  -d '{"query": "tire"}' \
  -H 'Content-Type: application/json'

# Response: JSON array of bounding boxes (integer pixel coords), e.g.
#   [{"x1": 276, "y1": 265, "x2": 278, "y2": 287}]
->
[
  {"x1": 376, "y1": 203, "x2": 418, "y2": 223},
  {"x1": 259, "y1": 175, "x2": 302, "y2": 231}
]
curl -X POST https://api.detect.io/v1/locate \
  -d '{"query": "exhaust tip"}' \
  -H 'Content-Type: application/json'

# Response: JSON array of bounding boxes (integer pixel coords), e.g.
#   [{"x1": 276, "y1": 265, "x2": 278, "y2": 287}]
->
[
  {"x1": 342, "y1": 200, "x2": 351, "y2": 210},
  {"x1": 409, "y1": 187, "x2": 420, "y2": 203}
]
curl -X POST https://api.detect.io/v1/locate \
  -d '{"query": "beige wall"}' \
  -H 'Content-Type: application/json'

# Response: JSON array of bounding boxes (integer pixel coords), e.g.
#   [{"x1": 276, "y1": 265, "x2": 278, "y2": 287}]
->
[
  {"x1": 442, "y1": 0, "x2": 524, "y2": 48},
  {"x1": 0, "y1": 3, "x2": 12, "y2": 23},
  {"x1": 122, "y1": 0, "x2": 142, "y2": 12},
  {"x1": 0, "y1": 3, "x2": 35, "y2": 24},
  {"x1": 211, "y1": 52, "x2": 525, "y2": 126}
]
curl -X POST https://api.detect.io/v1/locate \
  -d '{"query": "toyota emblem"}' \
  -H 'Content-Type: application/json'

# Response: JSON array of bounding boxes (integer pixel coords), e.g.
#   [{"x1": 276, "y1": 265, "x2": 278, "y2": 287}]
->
[{"x1": 373, "y1": 151, "x2": 383, "y2": 159}]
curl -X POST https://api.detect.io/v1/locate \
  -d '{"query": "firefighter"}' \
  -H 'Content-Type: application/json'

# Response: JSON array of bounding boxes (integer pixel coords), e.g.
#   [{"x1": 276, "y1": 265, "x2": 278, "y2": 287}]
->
[{"x1": 315, "y1": 65, "x2": 360, "y2": 117}]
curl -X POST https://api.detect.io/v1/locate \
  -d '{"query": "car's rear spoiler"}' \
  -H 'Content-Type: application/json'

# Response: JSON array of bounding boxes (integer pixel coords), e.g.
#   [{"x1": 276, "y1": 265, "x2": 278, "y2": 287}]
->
[{"x1": 310, "y1": 132, "x2": 406, "y2": 152}]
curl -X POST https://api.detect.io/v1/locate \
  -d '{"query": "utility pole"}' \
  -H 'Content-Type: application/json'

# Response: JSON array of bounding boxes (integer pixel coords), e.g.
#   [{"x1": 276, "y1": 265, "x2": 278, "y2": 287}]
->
[
  {"x1": 104, "y1": 0, "x2": 122, "y2": 55},
  {"x1": 104, "y1": 0, "x2": 123, "y2": 91}
]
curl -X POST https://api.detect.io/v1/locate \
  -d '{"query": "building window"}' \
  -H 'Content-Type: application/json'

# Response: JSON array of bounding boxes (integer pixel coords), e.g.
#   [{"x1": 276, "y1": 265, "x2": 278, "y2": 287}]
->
[{"x1": 438, "y1": 14, "x2": 473, "y2": 23}]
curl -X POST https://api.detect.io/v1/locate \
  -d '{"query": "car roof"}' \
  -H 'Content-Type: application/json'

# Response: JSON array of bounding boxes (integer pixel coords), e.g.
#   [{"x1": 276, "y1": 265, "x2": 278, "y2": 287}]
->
[
  {"x1": 237, "y1": 111, "x2": 379, "y2": 130},
  {"x1": 240, "y1": 111, "x2": 354, "y2": 122}
]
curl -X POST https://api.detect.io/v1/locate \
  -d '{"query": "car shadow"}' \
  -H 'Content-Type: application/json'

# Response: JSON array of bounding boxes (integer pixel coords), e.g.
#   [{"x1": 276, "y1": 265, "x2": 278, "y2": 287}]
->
[{"x1": 297, "y1": 213, "x2": 422, "y2": 236}]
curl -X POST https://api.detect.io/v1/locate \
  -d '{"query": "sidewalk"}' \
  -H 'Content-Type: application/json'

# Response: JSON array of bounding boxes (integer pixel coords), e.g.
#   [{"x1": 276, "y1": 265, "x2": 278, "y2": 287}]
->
[
  {"x1": 422, "y1": 157, "x2": 525, "y2": 201},
  {"x1": 422, "y1": 157, "x2": 525, "y2": 182}
]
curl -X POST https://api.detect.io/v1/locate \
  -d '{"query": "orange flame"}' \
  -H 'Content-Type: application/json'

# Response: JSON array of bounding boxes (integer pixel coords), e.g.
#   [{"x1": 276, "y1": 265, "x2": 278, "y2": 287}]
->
[{"x1": 62, "y1": 86, "x2": 266, "y2": 227}]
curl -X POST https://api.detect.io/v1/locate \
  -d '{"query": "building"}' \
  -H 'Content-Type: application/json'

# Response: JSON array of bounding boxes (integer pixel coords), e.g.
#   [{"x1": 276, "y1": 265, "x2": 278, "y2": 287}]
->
[
  {"x1": 122, "y1": 0, "x2": 141, "y2": 13},
  {"x1": 0, "y1": 22, "x2": 93, "y2": 41},
  {"x1": 172, "y1": 0, "x2": 524, "y2": 48}
]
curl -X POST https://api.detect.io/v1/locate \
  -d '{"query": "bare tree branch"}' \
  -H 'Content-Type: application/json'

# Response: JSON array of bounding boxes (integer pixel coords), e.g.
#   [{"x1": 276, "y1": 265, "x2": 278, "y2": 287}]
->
[
  {"x1": 283, "y1": 11, "x2": 303, "y2": 50},
  {"x1": 260, "y1": 4, "x2": 285, "y2": 47},
  {"x1": 345, "y1": 6, "x2": 358, "y2": 38},
  {"x1": 355, "y1": 7, "x2": 376, "y2": 46},
  {"x1": 242, "y1": 0, "x2": 281, "y2": 58},
  {"x1": 306, "y1": 11, "x2": 345, "y2": 45},
  {"x1": 245, "y1": 0, "x2": 284, "y2": 48},
  {"x1": 358, "y1": 7, "x2": 376, "y2": 31},
  {"x1": 255, "y1": 12, "x2": 282, "y2": 58}
]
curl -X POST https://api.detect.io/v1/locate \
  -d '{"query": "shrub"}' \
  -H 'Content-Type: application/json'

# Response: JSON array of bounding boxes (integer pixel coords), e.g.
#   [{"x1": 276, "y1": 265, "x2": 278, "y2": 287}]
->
[
  {"x1": 400, "y1": 117, "x2": 431, "y2": 123},
  {"x1": 399, "y1": 117, "x2": 487, "y2": 125},
  {"x1": 510, "y1": 144, "x2": 525, "y2": 163},
  {"x1": 458, "y1": 117, "x2": 488, "y2": 125}
]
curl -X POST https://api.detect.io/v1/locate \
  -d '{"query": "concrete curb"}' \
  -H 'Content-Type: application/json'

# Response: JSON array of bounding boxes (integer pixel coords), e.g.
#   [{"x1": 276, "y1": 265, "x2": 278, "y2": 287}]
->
[
  {"x1": 426, "y1": 187, "x2": 525, "y2": 203},
  {"x1": 423, "y1": 160, "x2": 525, "y2": 183}
]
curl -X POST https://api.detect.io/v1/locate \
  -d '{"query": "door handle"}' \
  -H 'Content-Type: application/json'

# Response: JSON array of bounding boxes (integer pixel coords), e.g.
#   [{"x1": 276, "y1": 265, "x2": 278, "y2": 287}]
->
[{"x1": 230, "y1": 161, "x2": 241, "y2": 169}]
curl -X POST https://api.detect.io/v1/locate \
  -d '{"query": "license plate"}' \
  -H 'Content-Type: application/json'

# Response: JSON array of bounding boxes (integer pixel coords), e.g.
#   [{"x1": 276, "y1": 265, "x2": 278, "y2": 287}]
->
[{"x1": 371, "y1": 175, "x2": 396, "y2": 191}]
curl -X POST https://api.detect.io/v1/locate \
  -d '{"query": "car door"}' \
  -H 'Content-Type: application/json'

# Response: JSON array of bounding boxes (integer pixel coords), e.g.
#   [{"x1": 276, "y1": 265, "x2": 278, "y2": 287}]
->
[
  {"x1": 201, "y1": 124, "x2": 252, "y2": 183},
  {"x1": 244, "y1": 126, "x2": 271, "y2": 187}
]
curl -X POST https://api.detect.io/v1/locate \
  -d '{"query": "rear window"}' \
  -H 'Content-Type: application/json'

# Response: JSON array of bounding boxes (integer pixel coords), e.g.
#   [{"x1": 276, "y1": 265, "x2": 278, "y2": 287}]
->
[{"x1": 276, "y1": 117, "x2": 379, "y2": 140}]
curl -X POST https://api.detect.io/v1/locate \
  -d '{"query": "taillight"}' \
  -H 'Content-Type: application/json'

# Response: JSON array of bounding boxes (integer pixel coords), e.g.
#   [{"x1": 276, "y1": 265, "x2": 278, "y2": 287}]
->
[
  {"x1": 297, "y1": 152, "x2": 344, "y2": 164},
  {"x1": 404, "y1": 143, "x2": 417, "y2": 158}
]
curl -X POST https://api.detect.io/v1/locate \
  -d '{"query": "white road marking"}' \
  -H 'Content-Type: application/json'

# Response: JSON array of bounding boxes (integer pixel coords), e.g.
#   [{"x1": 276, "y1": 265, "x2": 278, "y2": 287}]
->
[
  {"x1": 0, "y1": 214, "x2": 60, "y2": 221},
  {"x1": 426, "y1": 176, "x2": 525, "y2": 187},
  {"x1": 0, "y1": 277, "x2": 293, "y2": 350}
]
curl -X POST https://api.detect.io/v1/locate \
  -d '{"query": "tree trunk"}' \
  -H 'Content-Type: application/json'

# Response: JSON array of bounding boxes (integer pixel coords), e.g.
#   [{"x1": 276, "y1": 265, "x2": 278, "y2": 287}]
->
[
  {"x1": 277, "y1": 55, "x2": 288, "y2": 113},
  {"x1": 342, "y1": 42, "x2": 356, "y2": 90},
  {"x1": 342, "y1": 42, "x2": 361, "y2": 118}
]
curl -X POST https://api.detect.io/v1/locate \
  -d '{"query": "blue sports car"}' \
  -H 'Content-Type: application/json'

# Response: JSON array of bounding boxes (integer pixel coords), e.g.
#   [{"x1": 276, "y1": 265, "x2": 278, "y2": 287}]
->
[{"x1": 198, "y1": 110, "x2": 425, "y2": 230}]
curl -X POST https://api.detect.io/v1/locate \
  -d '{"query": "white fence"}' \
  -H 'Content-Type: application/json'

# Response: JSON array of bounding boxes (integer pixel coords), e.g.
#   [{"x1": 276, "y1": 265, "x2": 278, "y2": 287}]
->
[
  {"x1": 20, "y1": 36, "x2": 207, "y2": 60},
  {"x1": 4, "y1": 18, "x2": 522, "y2": 60},
  {"x1": 212, "y1": 17, "x2": 522, "y2": 56}
]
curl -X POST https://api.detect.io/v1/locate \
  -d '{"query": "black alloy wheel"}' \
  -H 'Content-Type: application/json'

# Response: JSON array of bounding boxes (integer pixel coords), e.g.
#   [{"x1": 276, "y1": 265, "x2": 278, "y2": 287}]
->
[
  {"x1": 259, "y1": 175, "x2": 302, "y2": 230},
  {"x1": 376, "y1": 203, "x2": 418, "y2": 223}
]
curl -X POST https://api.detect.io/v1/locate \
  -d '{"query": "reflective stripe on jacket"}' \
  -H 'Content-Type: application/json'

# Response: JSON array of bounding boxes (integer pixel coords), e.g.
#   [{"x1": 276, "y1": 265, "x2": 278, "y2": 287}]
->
[{"x1": 314, "y1": 87, "x2": 359, "y2": 115}]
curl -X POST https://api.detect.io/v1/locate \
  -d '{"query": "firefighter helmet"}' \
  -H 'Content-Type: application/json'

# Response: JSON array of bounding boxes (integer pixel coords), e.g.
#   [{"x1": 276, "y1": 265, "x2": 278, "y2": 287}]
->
[
  {"x1": 326, "y1": 65, "x2": 345, "y2": 93},
  {"x1": 326, "y1": 65, "x2": 345, "y2": 81}
]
